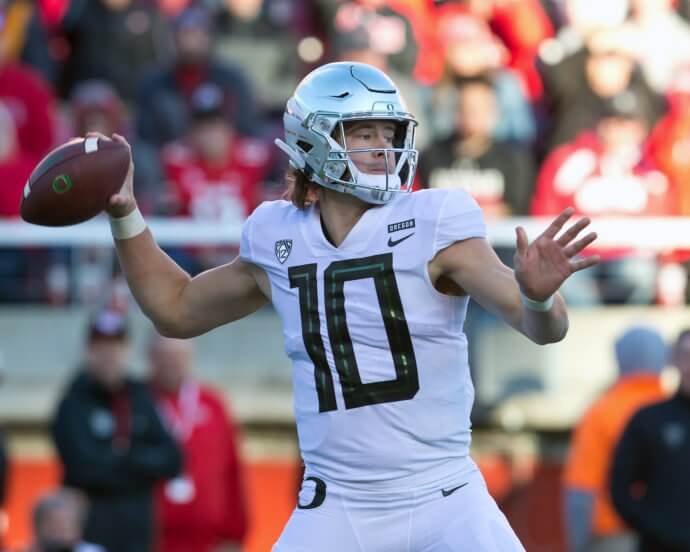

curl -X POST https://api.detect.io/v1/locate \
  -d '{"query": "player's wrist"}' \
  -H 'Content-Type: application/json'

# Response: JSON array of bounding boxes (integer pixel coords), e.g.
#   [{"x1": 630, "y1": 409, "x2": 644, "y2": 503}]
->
[
  {"x1": 109, "y1": 205, "x2": 147, "y2": 240},
  {"x1": 520, "y1": 290, "x2": 554, "y2": 312}
]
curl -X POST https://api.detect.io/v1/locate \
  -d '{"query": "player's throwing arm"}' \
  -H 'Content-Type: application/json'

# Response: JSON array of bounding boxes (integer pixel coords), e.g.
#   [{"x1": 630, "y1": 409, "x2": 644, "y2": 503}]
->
[{"x1": 105, "y1": 134, "x2": 269, "y2": 338}]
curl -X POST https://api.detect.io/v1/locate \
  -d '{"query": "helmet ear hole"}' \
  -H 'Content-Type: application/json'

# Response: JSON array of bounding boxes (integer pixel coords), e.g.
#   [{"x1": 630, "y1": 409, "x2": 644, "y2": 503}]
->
[{"x1": 297, "y1": 140, "x2": 313, "y2": 153}]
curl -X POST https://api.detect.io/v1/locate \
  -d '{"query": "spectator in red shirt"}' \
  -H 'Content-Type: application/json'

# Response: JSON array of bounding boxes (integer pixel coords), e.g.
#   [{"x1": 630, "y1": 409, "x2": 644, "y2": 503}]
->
[
  {"x1": 0, "y1": 55, "x2": 55, "y2": 160},
  {"x1": 161, "y1": 82, "x2": 277, "y2": 274},
  {"x1": 648, "y1": 66, "x2": 690, "y2": 216},
  {"x1": 0, "y1": 100, "x2": 35, "y2": 217},
  {"x1": 149, "y1": 333, "x2": 248, "y2": 552},
  {"x1": 161, "y1": 82, "x2": 274, "y2": 222},
  {"x1": 532, "y1": 91, "x2": 677, "y2": 304}
]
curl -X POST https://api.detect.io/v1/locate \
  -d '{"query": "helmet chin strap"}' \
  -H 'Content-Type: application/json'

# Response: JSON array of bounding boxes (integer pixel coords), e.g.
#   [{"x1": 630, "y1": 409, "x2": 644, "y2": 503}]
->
[
  {"x1": 347, "y1": 173, "x2": 402, "y2": 205},
  {"x1": 357, "y1": 172, "x2": 401, "y2": 192}
]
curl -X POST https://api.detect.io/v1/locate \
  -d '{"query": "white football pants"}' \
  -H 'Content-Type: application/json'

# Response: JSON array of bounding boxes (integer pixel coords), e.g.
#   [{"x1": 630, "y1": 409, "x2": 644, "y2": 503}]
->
[{"x1": 273, "y1": 468, "x2": 525, "y2": 552}]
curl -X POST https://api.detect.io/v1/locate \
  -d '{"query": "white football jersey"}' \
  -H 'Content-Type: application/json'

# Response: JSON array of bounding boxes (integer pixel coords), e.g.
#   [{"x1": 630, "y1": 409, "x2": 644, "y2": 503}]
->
[{"x1": 240, "y1": 188, "x2": 486, "y2": 491}]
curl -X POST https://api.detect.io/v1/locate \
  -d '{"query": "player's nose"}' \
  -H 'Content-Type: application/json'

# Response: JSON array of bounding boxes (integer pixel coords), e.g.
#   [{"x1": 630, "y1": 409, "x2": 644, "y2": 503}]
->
[{"x1": 372, "y1": 132, "x2": 389, "y2": 150}]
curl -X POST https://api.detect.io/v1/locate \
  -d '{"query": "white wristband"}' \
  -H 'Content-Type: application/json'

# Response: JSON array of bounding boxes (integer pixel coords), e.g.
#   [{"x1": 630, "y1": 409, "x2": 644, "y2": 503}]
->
[
  {"x1": 109, "y1": 207, "x2": 147, "y2": 240},
  {"x1": 520, "y1": 291, "x2": 554, "y2": 312}
]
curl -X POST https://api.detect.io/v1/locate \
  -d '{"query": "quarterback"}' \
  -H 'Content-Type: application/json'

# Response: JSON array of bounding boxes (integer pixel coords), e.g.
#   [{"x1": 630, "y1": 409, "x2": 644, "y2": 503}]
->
[{"x1": 106, "y1": 63, "x2": 598, "y2": 551}]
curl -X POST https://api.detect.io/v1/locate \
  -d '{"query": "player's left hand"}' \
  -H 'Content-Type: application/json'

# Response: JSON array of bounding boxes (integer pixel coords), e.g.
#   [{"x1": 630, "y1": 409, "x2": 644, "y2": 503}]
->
[{"x1": 514, "y1": 208, "x2": 600, "y2": 301}]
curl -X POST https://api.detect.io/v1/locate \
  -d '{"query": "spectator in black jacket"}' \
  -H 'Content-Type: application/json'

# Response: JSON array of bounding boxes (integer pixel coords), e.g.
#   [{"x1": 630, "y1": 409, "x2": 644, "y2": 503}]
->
[
  {"x1": 136, "y1": 6, "x2": 259, "y2": 147},
  {"x1": 52, "y1": 309, "x2": 182, "y2": 552},
  {"x1": 610, "y1": 328, "x2": 690, "y2": 552},
  {"x1": 418, "y1": 76, "x2": 535, "y2": 219}
]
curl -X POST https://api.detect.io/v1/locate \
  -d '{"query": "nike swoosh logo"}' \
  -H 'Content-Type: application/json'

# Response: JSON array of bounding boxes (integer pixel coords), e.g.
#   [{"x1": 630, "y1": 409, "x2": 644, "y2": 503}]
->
[
  {"x1": 441, "y1": 482, "x2": 469, "y2": 497},
  {"x1": 388, "y1": 233, "x2": 415, "y2": 247}
]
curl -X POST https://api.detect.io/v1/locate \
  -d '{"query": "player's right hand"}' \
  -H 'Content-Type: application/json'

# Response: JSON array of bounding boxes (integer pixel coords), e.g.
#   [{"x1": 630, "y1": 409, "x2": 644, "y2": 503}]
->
[{"x1": 105, "y1": 133, "x2": 137, "y2": 218}]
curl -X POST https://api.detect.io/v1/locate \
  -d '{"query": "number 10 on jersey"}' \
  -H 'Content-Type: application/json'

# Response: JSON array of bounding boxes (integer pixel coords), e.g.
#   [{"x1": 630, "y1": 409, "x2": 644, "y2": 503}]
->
[{"x1": 289, "y1": 253, "x2": 419, "y2": 412}]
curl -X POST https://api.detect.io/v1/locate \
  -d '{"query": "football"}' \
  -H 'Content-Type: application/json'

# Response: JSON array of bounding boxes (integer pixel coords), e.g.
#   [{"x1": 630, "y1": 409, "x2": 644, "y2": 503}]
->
[{"x1": 20, "y1": 136, "x2": 130, "y2": 226}]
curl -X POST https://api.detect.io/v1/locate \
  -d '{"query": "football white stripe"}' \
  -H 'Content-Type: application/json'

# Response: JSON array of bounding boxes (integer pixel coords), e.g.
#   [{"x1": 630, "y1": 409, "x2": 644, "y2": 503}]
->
[
  {"x1": 84, "y1": 137, "x2": 99, "y2": 154},
  {"x1": 23, "y1": 181, "x2": 31, "y2": 198}
]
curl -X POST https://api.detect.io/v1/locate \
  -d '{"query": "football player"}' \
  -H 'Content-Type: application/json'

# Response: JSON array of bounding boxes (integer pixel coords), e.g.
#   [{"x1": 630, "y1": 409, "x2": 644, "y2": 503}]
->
[{"x1": 105, "y1": 62, "x2": 599, "y2": 551}]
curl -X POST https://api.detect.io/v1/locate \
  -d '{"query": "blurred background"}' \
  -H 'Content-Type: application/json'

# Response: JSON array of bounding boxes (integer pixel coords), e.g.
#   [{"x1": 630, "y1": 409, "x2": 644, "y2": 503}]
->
[{"x1": 2, "y1": 0, "x2": 690, "y2": 551}]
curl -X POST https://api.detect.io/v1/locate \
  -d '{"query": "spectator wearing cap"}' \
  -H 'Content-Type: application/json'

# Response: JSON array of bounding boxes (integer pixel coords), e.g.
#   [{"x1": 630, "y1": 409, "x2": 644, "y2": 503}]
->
[
  {"x1": 160, "y1": 82, "x2": 277, "y2": 272},
  {"x1": 161, "y1": 82, "x2": 275, "y2": 221},
  {"x1": 137, "y1": 6, "x2": 259, "y2": 147},
  {"x1": 563, "y1": 326, "x2": 668, "y2": 552},
  {"x1": 52, "y1": 309, "x2": 182, "y2": 552},
  {"x1": 610, "y1": 328, "x2": 690, "y2": 552},
  {"x1": 532, "y1": 91, "x2": 678, "y2": 304},
  {"x1": 69, "y1": 80, "x2": 165, "y2": 216}
]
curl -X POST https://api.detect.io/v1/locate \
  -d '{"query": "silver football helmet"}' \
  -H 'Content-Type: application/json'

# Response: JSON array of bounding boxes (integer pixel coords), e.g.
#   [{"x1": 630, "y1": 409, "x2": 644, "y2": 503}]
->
[{"x1": 275, "y1": 62, "x2": 418, "y2": 205}]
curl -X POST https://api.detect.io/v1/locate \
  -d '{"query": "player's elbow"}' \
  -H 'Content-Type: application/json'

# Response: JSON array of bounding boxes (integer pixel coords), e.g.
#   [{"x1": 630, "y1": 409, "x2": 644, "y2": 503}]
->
[
  {"x1": 526, "y1": 319, "x2": 569, "y2": 346},
  {"x1": 542, "y1": 319, "x2": 569, "y2": 345},
  {"x1": 153, "y1": 318, "x2": 196, "y2": 340}
]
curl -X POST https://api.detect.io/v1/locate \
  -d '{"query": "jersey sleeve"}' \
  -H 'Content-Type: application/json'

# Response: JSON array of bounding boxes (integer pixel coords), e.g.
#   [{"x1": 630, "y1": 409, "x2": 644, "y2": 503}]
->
[
  {"x1": 433, "y1": 189, "x2": 487, "y2": 255},
  {"x1": 239, "y1": 213, "x2": 255, "y2": 264}
]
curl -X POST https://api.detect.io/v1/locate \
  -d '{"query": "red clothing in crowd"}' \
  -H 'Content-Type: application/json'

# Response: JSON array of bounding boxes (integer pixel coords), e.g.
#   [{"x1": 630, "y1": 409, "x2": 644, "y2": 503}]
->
[
  {"x1": 0, "y1": 152, "x2": 36, "y2": 217},
  {"x1": 648, "y1": 95, "x2": 690, "y2": 216},
  {"x1": 429, "y1": 0, "x2": 553, "y2": 97},
  {"x1": 161, "y1": 138, "x2": 271, "y2": 220},
  {"x1": 532, "y1": 131, "x2": 677, "y2": 259},
  {"x1": 488, "y1": 0, "x2": 553, "y2": 100},
  {"x1": 532, "y1": 131, "x2": 677, "y2": 218},
  {"x1": 0, "y1": 62, "x2": 55, "y2": 159},
  {"x1": 154, "y1": 381, "x2": 248, "y2": 552}
]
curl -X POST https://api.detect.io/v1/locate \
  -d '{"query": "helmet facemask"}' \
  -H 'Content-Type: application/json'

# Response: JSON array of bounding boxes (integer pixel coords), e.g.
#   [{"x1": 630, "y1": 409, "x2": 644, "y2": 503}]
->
[{"x1": 315, "y1": 115, "x2": 418, "y2": 204}]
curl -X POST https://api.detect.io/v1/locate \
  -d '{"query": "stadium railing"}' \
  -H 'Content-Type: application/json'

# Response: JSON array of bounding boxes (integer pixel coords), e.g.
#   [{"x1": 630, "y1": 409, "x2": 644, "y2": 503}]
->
[{"x1": 2, "y1": 216, "x2": 690, "y2": 248}]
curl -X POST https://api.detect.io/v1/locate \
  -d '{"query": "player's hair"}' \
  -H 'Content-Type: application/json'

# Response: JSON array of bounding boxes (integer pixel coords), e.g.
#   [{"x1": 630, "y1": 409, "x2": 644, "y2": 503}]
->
[{"x1": 284, "y1": 166, "x2": 319, "y2": 210}]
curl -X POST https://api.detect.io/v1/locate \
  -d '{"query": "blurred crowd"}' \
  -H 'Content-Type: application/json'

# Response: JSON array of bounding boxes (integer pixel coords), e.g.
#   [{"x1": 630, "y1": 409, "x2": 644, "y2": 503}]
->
[
  {"x1": 3, "y1": 0, "x2": 690, "y2": 305},
  {"x1": 0, "y1": 308, "x2": 248, "y2": 552}
]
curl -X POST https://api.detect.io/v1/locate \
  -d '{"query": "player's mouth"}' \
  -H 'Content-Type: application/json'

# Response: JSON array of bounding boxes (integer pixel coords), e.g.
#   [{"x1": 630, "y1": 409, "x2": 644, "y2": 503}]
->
[{"x1": 364, "y1": 167, "x2": 390, "y2": 174}]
